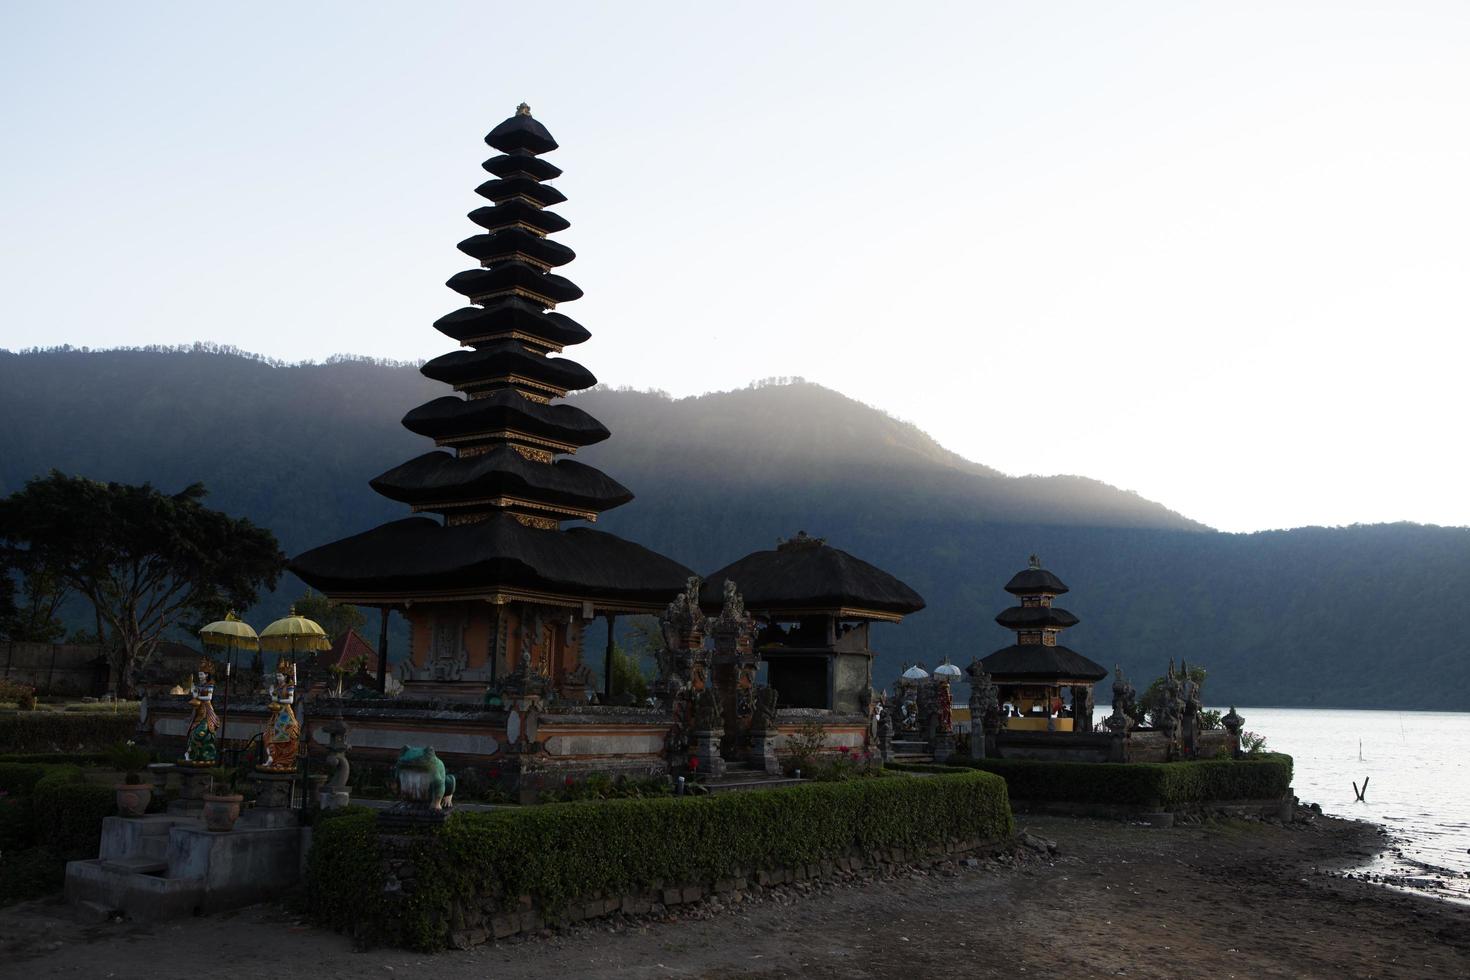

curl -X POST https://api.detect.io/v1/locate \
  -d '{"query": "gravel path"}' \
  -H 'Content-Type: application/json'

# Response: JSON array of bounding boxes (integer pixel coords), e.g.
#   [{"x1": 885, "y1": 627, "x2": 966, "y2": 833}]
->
[{"x1": 2, "y1": 813, "x2": 1467, "y2": 979}]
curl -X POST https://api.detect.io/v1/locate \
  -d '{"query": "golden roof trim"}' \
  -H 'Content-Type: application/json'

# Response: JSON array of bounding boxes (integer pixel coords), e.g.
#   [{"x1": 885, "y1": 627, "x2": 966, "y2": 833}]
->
[
  {"x1": 751, "y1": 606, "x2": 906, "y2": 624},
  {"x1": 434, "y1": 428, "x2": 578, "y2": 455},
  {"x1": 470, "y1": 285, "x2": 557, "y2": 308},
  {"x1": 460, "y1": 374, "x2": 568, "y2": 399},
  {"x1": 479, "y1": 251, "x2": 553, "y2": 273},
  {"x1": 460, "y1": 331, "x2": 563, "y2": 353},
  {"x1": 411, "y1": 495, "x2": 598, "y2": 523},
  {"x1": 324, "y1": 586, "x2": 670, "y2": 615}
]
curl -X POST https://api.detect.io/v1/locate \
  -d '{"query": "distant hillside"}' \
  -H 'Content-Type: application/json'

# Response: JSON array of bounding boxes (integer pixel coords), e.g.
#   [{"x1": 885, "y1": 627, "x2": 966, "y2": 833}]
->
[{"x1": 3, "y1": 346, "x2": 1467, "y2": 710}]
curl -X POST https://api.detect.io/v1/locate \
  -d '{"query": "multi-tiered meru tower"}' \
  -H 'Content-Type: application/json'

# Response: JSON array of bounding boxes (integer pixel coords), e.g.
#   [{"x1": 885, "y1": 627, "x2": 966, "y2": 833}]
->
[
  {"x1": 292, "y1": 105, "x2": 693, "y2": 700},
  {"x1": 980, "y1": 555, "x2": 1107, "y2": 732}
]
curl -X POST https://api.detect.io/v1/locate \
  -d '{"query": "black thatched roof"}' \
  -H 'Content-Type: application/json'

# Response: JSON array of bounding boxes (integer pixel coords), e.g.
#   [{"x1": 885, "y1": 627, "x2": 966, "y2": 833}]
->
[
  {"x1": 420, "y1": 344, "x2": 596, "y2": 393},
  {"x1": 1004, "y1": 567, "x2": 1070, "y2": 596},
  {"x1": 700, "y1": 535, "x2": 925, "y2": 617},
  {"x1": 433, "y1": 301, "x2": 590, "y2": 350},
  {"x1": 446, "y1": 263, "x2": 583, "y2": 305},
  {"x1": 468, "y1": 201, "x2": 570, "y2": 236},
  {"x1": 482, "y1": 152, "x2": 561, "y2": 181},
  {"x1": 290, "y1": 515, "x2": 693, "y2": 604},
  {"x1": 486, "y1": 109, "x2": 558, "y2": 155},
  {"x1": 980, "y1": 644, "x2": 1107, "y2": 683},
  {"x1": 458, "y1": 228, "x2": 575, "y2": 268},
  {"x1": 370, "y1": 449, "x2": 632, "y2": 513},
  {"x1": 401, "y1": 391, "x2": 610, "y2": 447},
  {"x1": 994, "y1": 606, "x2": 1079, "y2": 630},
  {"x1": 474, "y1": 177, "x2": 567, "y2": 208}
]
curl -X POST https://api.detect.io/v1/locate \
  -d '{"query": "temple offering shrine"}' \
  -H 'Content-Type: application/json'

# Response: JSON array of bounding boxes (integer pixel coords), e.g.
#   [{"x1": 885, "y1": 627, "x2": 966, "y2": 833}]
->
[
  {"x1": 981, "y1": 556, "x2": 1106, "y2": 732},
  {"x1": 700, "y1": 533, "x2": 925, "y2": 713},
  {"x1": 290, "y1": 105, "x2": 694, "y2": 703}
]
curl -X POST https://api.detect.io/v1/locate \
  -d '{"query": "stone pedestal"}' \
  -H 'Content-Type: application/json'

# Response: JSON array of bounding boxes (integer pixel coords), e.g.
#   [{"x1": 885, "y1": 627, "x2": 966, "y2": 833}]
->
[
  {"x1": 166, "y1": 766, "x2": 214, "y2": 816},
  {"x1": 692, "y1": 730, "x2": 726, "y2": 778},
  {"x1": 250, "y1": 770, "x2": 296, "y2": 811},
  {"x1": 749, "y1": 734, "x2": 780, "y2": 775},
  {"x1": 931, "y1": 732, "x2": 956, "y2": 765},
  {"x1": 319, "y1": 787, "x2": 352, "y2": 810},
  {"x1": 378, "y1": 802, "x2": 452, "y2": 829},
  {"x1": 968, "y1": 728, "x2": 988, "y2": 761},
  {"x1": 1108, "y1": 732, "x2": 1127, "y2": 763},
  {"x1": 146, "y1": 763, "x2": 173, "y2": 795}
]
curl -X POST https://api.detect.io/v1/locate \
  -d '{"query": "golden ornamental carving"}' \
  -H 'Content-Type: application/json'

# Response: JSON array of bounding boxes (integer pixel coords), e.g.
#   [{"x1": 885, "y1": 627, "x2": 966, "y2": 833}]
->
[
  {"x1": 512, "y1": 444, "x2": 554, "y2": 464},
  {"x1": 459, "y1": 330, "x2": 562, "y2": 353}
]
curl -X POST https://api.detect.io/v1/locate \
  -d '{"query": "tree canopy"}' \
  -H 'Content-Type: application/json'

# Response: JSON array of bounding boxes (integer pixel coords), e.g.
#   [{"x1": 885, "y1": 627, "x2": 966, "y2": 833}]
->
[
  {"x1": 0, "y1": 472, "x2": 284, "y2": 690},
  {"x1": 293, "y1": 588, "x2": 366, "y2": 643}
]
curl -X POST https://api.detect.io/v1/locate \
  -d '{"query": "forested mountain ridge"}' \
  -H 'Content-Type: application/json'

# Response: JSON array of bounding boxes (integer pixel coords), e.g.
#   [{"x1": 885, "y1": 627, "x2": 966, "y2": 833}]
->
[{"x1": 3, "y1": 346, "x2": 1467, "y2": 710}]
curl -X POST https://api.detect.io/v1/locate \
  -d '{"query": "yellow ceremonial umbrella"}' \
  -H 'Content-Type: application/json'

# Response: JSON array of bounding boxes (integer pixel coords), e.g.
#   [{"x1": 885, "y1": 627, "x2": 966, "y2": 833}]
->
[
  {"x1": 200, "y1": 611, "x2": 259, "y2": 652},
  {"x1": 259, "y1": 608, "x2": 331, "y2": 801},
  {"x1": 199, "y1": 611, "x2": 259, "y2": 759},
  {"x1": 259, "y1": 607, "x2": 331, "y2": 656}
]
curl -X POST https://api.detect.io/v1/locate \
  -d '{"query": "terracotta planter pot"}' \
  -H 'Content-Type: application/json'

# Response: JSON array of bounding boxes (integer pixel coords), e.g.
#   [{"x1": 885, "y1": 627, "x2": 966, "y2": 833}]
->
[
  {"x1": 201, "y1": 793, "x2": 244, "y2": 832},
  {"x1": 115, "y1": 783, "x2": 153, "y2": 818}
]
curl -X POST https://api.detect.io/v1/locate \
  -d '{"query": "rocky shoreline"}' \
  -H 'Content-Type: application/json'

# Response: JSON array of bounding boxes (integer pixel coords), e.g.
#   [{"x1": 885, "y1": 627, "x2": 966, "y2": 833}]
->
[{"x1": 2, "y1": 808, "x2": 1468, "y2": 978}]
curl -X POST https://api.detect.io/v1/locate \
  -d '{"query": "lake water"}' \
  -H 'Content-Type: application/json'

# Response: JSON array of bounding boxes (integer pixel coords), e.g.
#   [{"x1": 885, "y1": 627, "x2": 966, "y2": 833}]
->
[{"x1": 1215, "y1": 706, "x2": 1470, "y2": 902}]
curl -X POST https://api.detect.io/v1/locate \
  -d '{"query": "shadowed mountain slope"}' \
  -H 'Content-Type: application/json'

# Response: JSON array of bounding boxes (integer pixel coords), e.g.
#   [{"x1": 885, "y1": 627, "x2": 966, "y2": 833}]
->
[{"x1": 3, "y1": 346, "x2": 1467, "y2": 709}]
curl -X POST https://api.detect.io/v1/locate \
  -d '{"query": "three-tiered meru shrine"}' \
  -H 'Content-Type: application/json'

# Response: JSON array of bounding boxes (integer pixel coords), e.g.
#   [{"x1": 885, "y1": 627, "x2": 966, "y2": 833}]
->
[{"x1": 980, "y1": 556, "x2": 1107, "y2": 733}]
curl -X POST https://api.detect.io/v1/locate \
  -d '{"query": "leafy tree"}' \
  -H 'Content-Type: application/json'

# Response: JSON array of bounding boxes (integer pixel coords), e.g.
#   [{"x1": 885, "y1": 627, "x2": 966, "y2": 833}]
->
[
  {"x1": 293, "y1": 588, "x2": 366, "y2": 642},
  {"x1": 0, "y1": 549, "x2": 20, "y2": 640},
  {"x1": 0, "y1": 547, "x2": 68, "y2": 642},
  {"x1": 328, "y1": 654, "x2": 370, "y2": 696},
  {"x1": 0, "y1": 472, "x2": 284, "y2": 692},
  {"x1": 609, "y1": 644, "x2": 650, "y2": 701},
  {"x1": 1134, "y1": 663, "x2": 1208, "y2": 727}
]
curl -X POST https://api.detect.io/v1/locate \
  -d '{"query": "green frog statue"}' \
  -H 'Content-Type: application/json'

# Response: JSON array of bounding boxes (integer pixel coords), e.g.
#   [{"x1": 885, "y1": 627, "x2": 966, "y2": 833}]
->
[{"x1": 393, "y1": 746, "x2": 457, "y2": 812}]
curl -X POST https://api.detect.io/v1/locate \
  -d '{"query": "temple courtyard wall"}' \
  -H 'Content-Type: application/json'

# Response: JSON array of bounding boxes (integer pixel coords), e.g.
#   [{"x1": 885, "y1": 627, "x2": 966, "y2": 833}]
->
[{"x1": 141, "y1": 695, "x2": 870, "y2": 787}]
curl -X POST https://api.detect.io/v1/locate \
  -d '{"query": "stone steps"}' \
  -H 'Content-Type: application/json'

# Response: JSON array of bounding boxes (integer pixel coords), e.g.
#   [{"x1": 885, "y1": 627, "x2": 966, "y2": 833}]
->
[
  {"x1": 100, "y1": 856, "x2": 167, "y2": 875},
  {"x1": 705, "y1": 777, "x2": 804, "y2": 794}
]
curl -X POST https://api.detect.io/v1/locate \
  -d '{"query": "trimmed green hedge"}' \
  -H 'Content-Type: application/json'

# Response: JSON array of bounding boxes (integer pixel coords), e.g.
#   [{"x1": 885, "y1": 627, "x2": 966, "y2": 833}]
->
[
  {"x1": 0, "y1": 760, "x2": 116, "y2": 907},
  {"x1": 0, "y1": 761, "x2": 75, "y2": 795},
  {"x1": 309, "y1": 770, "x2": 1012, "y2": 951},
  {"x1": 0, "y1": 751, "x2": 112, "y2": 766},
  {"x1": 0, "y1": 762, "x2": 116, "y2": 857},
  {"x1": 33, "y1": 768, "x2": 115, "y2": 856},
  {"x1": 0, "y1": 712, "x2": 137, "y2": 752},
  {"x1": 892, "y1": 754, "x2": 1293, "y2": 810}
]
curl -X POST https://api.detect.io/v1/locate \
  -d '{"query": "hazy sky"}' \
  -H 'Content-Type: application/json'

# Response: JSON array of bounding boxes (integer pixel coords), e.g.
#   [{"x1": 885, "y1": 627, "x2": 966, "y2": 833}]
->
[{"x1": 3, "y1": 2, "x2": 1467, "y2": 533}]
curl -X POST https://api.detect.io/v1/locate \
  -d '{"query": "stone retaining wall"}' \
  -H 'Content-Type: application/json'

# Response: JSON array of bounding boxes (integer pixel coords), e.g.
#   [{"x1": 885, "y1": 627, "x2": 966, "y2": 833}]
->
[{"x1": 2, "y1": 642, "x2": 109, "y2": 696}]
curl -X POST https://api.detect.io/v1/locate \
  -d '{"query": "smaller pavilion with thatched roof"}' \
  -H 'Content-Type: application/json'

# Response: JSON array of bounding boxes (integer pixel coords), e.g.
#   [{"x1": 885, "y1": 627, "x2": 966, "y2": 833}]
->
[{"x1": 700, "y1": 532, "x2": 925, "y2": 714}]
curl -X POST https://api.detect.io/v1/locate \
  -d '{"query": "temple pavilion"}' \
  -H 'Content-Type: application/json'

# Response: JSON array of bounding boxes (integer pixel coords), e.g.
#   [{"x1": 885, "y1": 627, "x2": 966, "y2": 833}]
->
[
  {"x1": 700, "y1": 533, "x2": 925, "y2": 713},
  {"x1": 291, "y1": 105, "x2": 694, "y2": 702},
  {"x1": 980, "y1": 556, "x2": 1106, "y2": 732}
]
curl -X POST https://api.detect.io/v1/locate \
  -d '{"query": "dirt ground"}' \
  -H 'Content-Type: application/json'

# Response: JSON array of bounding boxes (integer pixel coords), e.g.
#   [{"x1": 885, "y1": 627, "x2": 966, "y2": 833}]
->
[{"x1": 2, "y1": 813, "x2": 1467, "y2": 980}]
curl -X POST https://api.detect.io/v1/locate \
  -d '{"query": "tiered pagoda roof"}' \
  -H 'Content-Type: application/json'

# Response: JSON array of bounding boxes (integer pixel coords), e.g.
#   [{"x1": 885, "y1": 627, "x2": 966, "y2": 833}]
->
[
  {"x1": 982, "y1": 556, "x2": 1106, "y2": 683},
  {"x1": 291, "y1": 105, "x2": 693, "y2": 609}
]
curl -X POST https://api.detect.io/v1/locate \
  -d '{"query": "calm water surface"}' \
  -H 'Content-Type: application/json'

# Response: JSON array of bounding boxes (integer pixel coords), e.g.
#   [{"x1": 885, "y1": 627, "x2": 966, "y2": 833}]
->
[{"x1": 1224, "y1": 706, "x2": 1470, "y2": 901}]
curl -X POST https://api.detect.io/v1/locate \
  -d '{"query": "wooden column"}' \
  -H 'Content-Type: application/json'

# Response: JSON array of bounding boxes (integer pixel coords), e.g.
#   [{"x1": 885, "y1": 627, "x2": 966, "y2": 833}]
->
[
  {"x1": 603, "y1": 612, "x2": 616, "y2": 701},
  {"x1": 376, "y1": 606, "x2": 390, "y2": 693}
]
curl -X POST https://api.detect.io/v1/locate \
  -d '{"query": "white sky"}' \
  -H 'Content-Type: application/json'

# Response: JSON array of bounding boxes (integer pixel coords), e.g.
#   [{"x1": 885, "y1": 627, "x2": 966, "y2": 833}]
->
[{"x1": 2, "y1": 2, "x2": 1467, "y2": 533}]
